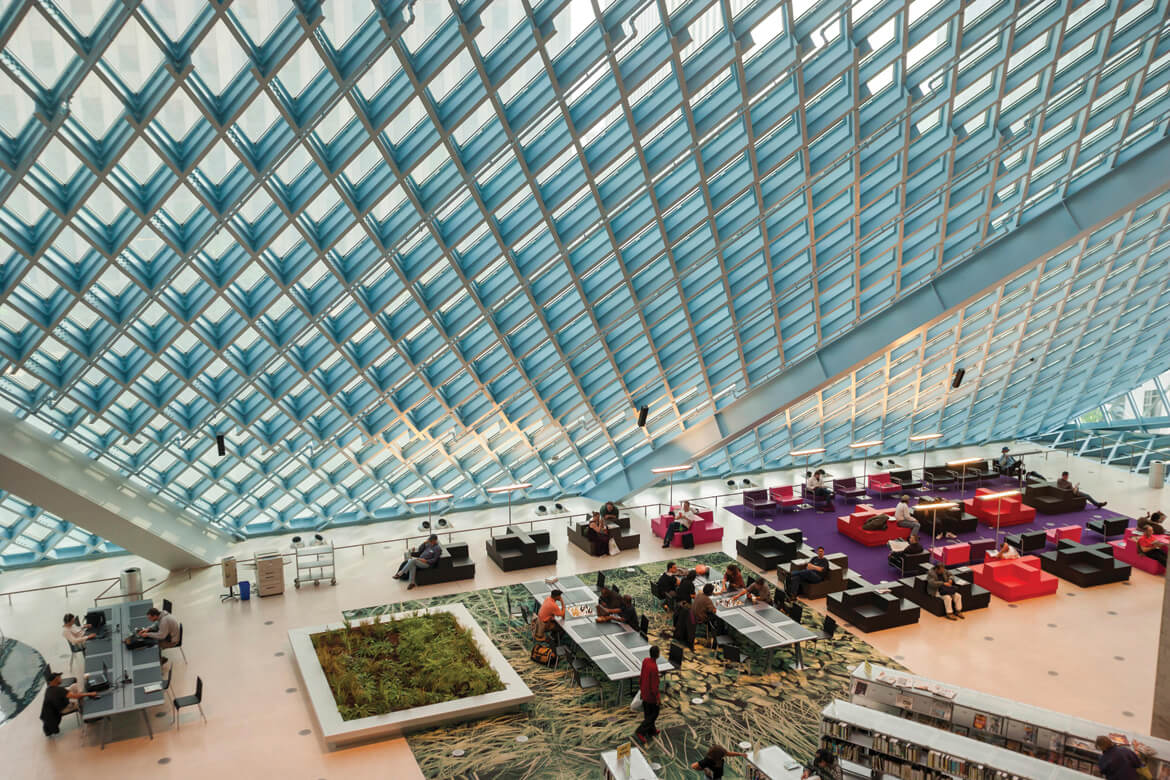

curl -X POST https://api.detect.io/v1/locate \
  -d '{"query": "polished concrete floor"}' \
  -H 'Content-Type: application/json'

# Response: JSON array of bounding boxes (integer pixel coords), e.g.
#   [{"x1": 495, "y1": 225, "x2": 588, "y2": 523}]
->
[{"x1": 0, "y1": 443, "x2": 1164, "y2": 779}]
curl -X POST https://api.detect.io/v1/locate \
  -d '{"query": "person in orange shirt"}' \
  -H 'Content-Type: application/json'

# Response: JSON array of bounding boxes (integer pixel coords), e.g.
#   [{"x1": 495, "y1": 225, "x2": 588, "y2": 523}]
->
[
  {"x1": 536, "y1": 589, "x2": 565, "y2": 637},
  {"x1": 1137, "y1": 527, "x2": 1168, "y2": 567}
]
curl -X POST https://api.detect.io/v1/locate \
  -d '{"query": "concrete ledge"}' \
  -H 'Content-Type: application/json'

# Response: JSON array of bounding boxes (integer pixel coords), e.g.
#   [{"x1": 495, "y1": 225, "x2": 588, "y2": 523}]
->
[{"x1": 289, "y1": 603, "x2": 532, "y2": 748}]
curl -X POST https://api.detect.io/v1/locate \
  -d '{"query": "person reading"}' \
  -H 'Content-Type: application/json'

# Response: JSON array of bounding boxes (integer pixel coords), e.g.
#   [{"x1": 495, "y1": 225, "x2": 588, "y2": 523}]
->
[
  {"x1": 394, "y1": 534, "x2": 442, "y2": 589},
  {"x1": 1137, "y1": 526, "x2": 1168, "y2": 567},
  {"x1": 1056, "y1": 471, "x2": 1106, "y2": 508},
  {"x1": 927, "y1": 562, "x2": 964, "y2": 619},
  {"x1": 888, "y1": 534, "x2": 924, "y2": 572},
  {"x1": 805, "y1": 470, "x2": 834, "y2": 507}
]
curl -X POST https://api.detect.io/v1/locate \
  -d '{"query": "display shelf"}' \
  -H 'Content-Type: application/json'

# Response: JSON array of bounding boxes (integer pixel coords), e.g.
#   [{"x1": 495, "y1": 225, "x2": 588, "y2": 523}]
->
[
  {"x1": 849, "y1": 663, "x2": 1167, "y2": 777},
  {"x1": 822, "y1": 699, "x2": 1090, "y2": 780},
  {"x1": 294, "y1": 542, "x2": 336, "y2": 588}
]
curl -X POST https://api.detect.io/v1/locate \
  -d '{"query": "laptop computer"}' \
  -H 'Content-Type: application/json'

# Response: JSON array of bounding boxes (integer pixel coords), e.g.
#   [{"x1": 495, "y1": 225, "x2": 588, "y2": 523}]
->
[{"x1": 85, "y1": 661, "x2": 111, "y2": 693}]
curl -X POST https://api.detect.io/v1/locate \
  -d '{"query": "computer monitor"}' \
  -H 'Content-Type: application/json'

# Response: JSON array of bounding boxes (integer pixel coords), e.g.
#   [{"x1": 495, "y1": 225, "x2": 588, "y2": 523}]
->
[{"x1": 85, "y1": 610, "x2": 106, "y2": 634}]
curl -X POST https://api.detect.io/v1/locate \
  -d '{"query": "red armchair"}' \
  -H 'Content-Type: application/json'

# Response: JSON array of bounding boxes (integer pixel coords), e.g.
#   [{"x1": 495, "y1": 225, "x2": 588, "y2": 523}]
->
[
  {"x1": 868, "y1": 473, "x2": 901, "y2": 497},
  {"x1": 1110, "y1": 528, "x2": 1167, "y2": 575},
  {"x1": 837, "y1": 504, "x2": 912, "y2": 547},
  {"x1": 964, "y1": 488, "x2": 1036, "y2": 527},
  {"x1": 769, "y1": 485, "x2": 803, "y2": 512},
  {"x1": 969, "y1": 556, "x2": 1058, "y2": 601}
]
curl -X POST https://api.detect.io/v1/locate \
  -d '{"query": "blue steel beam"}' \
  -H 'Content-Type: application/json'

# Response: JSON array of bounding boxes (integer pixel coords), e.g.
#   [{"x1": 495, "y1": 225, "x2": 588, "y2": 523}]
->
[{"x1": 581, "y1": 133, "x2": 1170, "y2": 502}]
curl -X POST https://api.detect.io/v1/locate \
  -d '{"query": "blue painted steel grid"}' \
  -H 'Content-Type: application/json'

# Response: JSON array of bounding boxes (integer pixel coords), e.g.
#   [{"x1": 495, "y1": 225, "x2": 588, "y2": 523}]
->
[{"x1": 0, "y1": 0, "x2": 1166, "y2": 562}]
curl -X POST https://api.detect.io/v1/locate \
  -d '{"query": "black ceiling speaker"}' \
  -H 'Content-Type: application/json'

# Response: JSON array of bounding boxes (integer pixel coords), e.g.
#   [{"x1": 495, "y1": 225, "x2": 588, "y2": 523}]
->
[
  {"x1": 215, "y1": 434, "x2": 226, "y2": 457},
  {"x1": 637, "y1": 405, "x2": 648, "y2": 427},
  {"x1": 951, "y1": 368, "x2": 965, "y2": 388}
]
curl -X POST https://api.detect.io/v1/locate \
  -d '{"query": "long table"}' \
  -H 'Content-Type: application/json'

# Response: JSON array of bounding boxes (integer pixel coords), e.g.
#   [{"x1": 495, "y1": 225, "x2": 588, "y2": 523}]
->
[
  {"x1": 79, "y1": 599, "x2": 166, "y2": 748},
  {"x1": 696, "y1": 568, "x2": 818, "y2": 671},
  {"x1": 524, "y1": 577, "x2": 673, "y2": 702}
]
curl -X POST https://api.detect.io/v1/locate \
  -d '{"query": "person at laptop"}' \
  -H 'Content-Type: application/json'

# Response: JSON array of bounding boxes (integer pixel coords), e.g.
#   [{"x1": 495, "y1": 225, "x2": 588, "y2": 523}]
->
[
  {"x1": 62, "y1": 613, "x2": 95, "y2": 648},
  {"x1": 137, "y1": 606, "x2": 180, "y2": 650},
  {"x1": 40, "y1": 668, "x2": 97, "y2": 736}
]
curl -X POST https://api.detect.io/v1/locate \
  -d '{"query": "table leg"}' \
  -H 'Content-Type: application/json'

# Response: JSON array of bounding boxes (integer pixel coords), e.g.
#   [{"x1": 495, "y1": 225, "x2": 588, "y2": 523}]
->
[
  {"x1": 143, "y1": 708, "x2": 154, "y2": 739},
  {"x1": 793, "y1": 642, "x2": 806, "y2": 671},
  {"x1": 101, "y1": 717, "x2": 110, "y2": 750}
]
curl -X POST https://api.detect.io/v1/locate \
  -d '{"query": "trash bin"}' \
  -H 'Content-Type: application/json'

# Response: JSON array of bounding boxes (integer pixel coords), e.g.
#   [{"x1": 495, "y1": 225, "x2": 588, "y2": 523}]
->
[
  {"x1": 120, "y1": 567, "x2": 143, "y2": 602},
  {"x1": 1150, "y1": 460, "x2": 1165, "y2": 489},
  {"x1": 239, "y1": 580, "x2": 251, "y2": 601}
]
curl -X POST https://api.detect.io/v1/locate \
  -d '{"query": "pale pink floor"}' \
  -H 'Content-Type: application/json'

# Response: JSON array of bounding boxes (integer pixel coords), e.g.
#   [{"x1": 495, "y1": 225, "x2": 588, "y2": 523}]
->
[{"x1": 0, "y1": 445, "x2": 1162, "y2": 778}]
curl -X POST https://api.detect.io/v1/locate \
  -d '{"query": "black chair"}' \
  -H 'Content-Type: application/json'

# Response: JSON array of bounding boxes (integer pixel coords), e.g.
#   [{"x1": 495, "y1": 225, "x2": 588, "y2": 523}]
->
[
  {"x1": 716, "y1": 643, "x2": 747, "y2": 676},
  {"x1": 162, "y1": 599, "x2": 173, "y2": 614},
  {"x1": 820, "y1": 615, "x2": 838, "y2": 640},
  {"x1": 596, "y1": 571, "x2": 606, "y2": 590},
  {"x1": 66, "y1": 640, "x2": 85, "y2": 672},
  {"x1": 783, "y1": 600, "x2": 804, "y2": 625},
  {"x1": 663, "y1": 643, "x2": 686, "y2": 693},
  {"x1": 174, "y1": 623, "x2": 187, "y2": 663},
  {"x1": 173, "y1": 676, "x2": 206, "y2": 729},
  {"x1": 638, "y1": 614, "x2": 649, "y2": 638}
]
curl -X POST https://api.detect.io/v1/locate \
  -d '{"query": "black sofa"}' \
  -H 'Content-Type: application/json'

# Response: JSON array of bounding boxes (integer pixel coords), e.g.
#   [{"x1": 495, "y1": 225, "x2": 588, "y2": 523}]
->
[
  {"x1": 1086, "y1": 516, "x2": 1128, "y2": 539},
  {"x1": 776, "y1": 549, "x2": 849, "y2": 599},
  {"x1": 922, "y1": 466, "x2": 956, "y2": 489},
  {"x1": 736, "y1": 527, "x2": 803, "y2": 570},
  {"x1": 486, "y1": 527, "x2": 557, "y2": 571},
  {"x1": 888, "y1": 469, "x2": 921, "y2": 491},
  {"x1": 1022, "y1": 482, "x2": 1087, "y2": 514},
  {"x1": 1006, "y1": 529, "x2": 1047, "y2": 554},
  {"x1": 916, "y1": 497, "x2": 978, "y2": 537},
  {"x1": 568, "y1": 515, "x2": 640, "y2": 555},
  {"x1": 410, "y1": 542, "x2": 475, "y2": 586},
  {"x1": 827, "y1": 585, "x2": 921, "y2": 632},
  {"x1": 1039, "y1": 539, "x2": 1131, "y2": 587},
  {"x1": 893, "y1": 564, "x2": 992, "y2": 617}
]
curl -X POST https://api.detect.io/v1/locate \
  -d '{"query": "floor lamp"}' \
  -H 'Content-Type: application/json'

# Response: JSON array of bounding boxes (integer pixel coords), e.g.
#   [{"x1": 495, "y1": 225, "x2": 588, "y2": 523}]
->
[
  {"x1": 790, "y1": 448, "x2": 826, "y2": 507},
  {"x1": 486, "y1": 482, "x2": 532, "y2": 527},
  {"x1": 404, "y1": 492, "x2": 454, "y2": 535},
  {"x1": 977, "y1": 489, "x2": 1020, "y2": 549},
  {"x1": 849, "y1": 439, "x2": 883, "y2": 498},
  {"x1": 914, "y1": 502, "x2": 958, "y2": 544},
  {"x1": 650, "y1": 464, "x2": 691, "y2": 509},
  {"x1": 909, "y1": 433, "x2": 943, "y2": 480},
  {"x1": 947, "y1": 457, "x2": 983, "y2": 498}
]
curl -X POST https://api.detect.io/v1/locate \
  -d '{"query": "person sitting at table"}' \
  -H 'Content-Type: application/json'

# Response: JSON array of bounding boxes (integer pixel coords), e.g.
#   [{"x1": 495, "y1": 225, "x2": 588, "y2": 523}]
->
[
  {"x1": 1137, "y1": 526, "x2": 1168, "y2": 567},
  {"x1": 616, "y1": 594, "x2": 638, "y2": 626},
  {"x1": 894, "y1": 495, "x2": 919, "y2": 536},
  {"x1": 672, "y1": 598, "x2": 695, "y2": 649},
  {"x1": 691, "y1": 745, "x2": 748, "y2": 779},
  {"x1": 656, "y1": 562, "x2": 681, "y2": 610},
  {"x1": 887, "y1": 534, "x2": 924, "y2": 572},
  {"x1": 927, "y1": 562, "x2": 965, "y2": 620},
  {"x1": 394, "y1": 534, "x2": 442, "y2": 590},
  {"x1": 998, "y1": 447, "x2": 1047, "y2": 482},
  {"x1": 596, "y1": 586, "x2": 623, "y2": 621},
  {"x1": 805, "y1": 470, "x2": 834, "y2": 507},
  {"x1": 40, "y1": 667, "x2": 97, "y2": 736},
  {"x1": 722, "y1": 564, "x2": 745, "y2": 593},
  {"x1": 692, "y1": 582, "x2": 716, "y2": 629},
  {"x1": 743, "y1": 577, "x2": 773, "y2": 604},
  {"x1": 1138, "y1": 511, "x2": 1166, "y2": 535},
  {"x1": 137, "y1": 606, "x2": 180, "y2": 649},
  {"x1": 600, "y1": 501, "x2": 620, "y2": 524},
  {"x1": 536, "y1": 589, "x2": 565, "y2": 639},
  {"x1": 586, "y1": 511, "x2": 611, "y2": 556},
  {"x1": 676, "y1": 570, "x2": 697, "y2": 604},
  {"x1": 1055, "y1": 471, "x2": 1106, "y2": 508},
  {"x1": 786, "y1": 547, "x2": 830, "y2": 598},
  {"x1": 62, "y1": 613, "x2": 95, "y2": 649},
  {"x1": 662, "y1": 500, "x2": 699, "y2": 547}
]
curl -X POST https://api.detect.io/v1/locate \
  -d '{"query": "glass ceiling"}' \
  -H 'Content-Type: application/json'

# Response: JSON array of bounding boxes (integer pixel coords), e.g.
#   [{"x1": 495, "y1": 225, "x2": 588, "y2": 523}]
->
[{"x1": 0, "y1": 0, "x2": 1169, "y2": 563}]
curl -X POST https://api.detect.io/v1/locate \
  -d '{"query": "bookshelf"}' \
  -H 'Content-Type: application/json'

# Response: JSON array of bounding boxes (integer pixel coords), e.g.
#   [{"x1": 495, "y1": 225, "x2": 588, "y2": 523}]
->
[
  {"x1": 822, "y1": 699, "x2": 1091, "y2": 780},
  {"x1": 848, "y1": 663, "x2": 1168, "y2": 777}
]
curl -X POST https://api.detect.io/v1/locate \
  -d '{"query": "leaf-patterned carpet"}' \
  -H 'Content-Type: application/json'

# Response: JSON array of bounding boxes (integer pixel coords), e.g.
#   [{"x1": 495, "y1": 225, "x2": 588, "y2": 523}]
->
[{"x1": 343, "y1": 552, "x2": 905, "y2": 779}]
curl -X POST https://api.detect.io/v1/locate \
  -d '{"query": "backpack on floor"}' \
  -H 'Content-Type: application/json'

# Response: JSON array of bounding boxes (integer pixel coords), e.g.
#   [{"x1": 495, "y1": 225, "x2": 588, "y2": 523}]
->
[
  {"x1": 530, "y1": 644, "x2": 557, "y2": 667},
  {"x1": 682, "y1": 533, "x2": 695, "y2": 549}
]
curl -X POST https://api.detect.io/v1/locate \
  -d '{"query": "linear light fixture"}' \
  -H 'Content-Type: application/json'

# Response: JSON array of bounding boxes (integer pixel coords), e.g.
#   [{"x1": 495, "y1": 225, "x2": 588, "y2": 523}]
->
[
  {"x1": 909, "y1": 433, "x2": 943, "y2": 441},
  {"x1": 913, "y1": 502, "x2": 959, "y2": 510},
  {"x1": 486, "y1": 482, "x2": 532, "y2": 493},
  {"x1": 404, "y1": 492, "x2": 454, "y2": 504},
  {"x1": 976, "y1": 490, "x2": 1020, "y2": 500},
  {"x1": 789, "y1": 448, "x2": 827, "y2": 456},
  {"x1": 946, "y1": 457, "x2": 984, "y2": 466},
  {"x1": 849, "y1": 439, "x2": 884, "y2": 448},
  {"x1": 650, "y1": 464, "x2": 691, "y2": 474}
]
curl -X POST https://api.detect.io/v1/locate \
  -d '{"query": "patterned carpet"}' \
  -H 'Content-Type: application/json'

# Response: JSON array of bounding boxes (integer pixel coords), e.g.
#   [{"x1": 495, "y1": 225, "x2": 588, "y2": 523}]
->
[
  {"x1": 344, "y1": 552, "x2": 905, "y2": 779},
  {"x1": 0, "y1": 638, "x2": 48, "y2": 726}
]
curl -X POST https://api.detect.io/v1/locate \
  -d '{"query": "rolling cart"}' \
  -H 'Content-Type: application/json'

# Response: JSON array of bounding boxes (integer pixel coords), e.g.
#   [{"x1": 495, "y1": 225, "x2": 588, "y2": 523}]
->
[{"x1": 294, "y1": 541, "x2": 336, "y2": 588}]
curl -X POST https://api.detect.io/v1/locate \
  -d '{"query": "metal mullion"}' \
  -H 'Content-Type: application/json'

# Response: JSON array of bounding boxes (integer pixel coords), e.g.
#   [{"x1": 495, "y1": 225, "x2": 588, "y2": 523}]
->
[
  {"x1": 508, "y1": 0, "x2": 682, "y2": 437},
  {"x1": 1099, "y1": 12, "x2": 1168, "y2": 175},
  {"x1": 974, "y1": 271, "x2": 1048, "y2": 438},
  {"x1": 655, "y1": 0, "x2": 752, "y2": 393}
]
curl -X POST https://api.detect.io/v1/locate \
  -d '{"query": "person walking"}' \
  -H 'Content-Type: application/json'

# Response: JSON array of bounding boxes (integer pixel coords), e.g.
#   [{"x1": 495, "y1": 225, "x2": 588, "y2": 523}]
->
[{"x1": 633, "y1": 645, "x2": 661, "y2": 745}]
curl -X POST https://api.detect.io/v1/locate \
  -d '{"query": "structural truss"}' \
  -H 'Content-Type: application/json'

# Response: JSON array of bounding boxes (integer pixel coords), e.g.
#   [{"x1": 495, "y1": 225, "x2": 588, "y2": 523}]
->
[{"x1": 0, "y1": 0, "x2": 1168, "y2": 563}]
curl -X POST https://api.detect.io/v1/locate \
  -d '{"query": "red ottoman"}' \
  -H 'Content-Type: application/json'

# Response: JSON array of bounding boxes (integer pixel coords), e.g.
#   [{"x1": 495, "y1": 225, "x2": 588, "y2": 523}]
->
[
  {"x1": 931, "y1": 543, "x2": 971, "y2": 567},
  {"x1": 964, "y1": 488, "x2": 1037, "y2": 527},
  {"x1": 1046, "y1": 525, "x2": 1082, "y2": 544},
  {"x1": 969, "y1": 556, "x2": 1059, "y2": 601}
]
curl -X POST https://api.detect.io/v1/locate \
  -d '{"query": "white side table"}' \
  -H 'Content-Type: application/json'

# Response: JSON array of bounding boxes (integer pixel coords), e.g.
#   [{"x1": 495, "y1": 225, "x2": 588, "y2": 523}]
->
[
  {"x1": 745, "y1": 745, "x2": 805, "y2": 780},
  {"x1": 601, "y1": 746, "x2": 659, "y2": 779}
]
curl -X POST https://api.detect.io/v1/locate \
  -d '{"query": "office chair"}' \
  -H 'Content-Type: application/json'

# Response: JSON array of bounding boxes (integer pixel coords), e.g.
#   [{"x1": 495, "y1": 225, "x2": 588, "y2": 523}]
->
[
  {"x1": 162, "y1": 599, "x2": 173, "y2": 614},
  {"x1": 173, "y1": 676, "x2": 206, "y2": 729},
  {"x1": 66, "y1": 640, "x2": 85, "y2": 672}
]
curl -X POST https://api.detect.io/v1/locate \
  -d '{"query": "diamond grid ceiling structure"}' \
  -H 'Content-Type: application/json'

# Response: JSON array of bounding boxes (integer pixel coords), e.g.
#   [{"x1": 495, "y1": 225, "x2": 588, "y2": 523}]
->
[{"x1": 0, "y1": 0, "x2": 1168, "y2": 564}]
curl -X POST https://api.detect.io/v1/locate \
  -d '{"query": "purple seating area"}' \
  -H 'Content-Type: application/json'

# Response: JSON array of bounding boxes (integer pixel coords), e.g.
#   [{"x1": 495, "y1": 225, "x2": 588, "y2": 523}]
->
[
  {"x1": 833, "y1": 476, "x2": 867, "y2": 502},
  {"x1": 742, "y1": 489, "x2": 777, "y2": 517}
]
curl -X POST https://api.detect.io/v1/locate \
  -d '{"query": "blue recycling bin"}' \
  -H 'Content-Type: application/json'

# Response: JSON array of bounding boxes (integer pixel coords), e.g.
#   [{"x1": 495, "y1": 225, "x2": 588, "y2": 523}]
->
[{"x1": 239, "y1": 580, "x2": 250, "y2": 600}]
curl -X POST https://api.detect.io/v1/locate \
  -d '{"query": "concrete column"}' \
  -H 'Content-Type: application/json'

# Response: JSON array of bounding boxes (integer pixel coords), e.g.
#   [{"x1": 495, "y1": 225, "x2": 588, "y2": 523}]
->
[{"x1": 1154, "y1": 568, "x2": 1170, "y2": 738}]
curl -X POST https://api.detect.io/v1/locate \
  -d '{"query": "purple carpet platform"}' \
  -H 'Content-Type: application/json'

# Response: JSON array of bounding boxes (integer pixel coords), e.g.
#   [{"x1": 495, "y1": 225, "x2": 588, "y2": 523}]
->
[{"x1": 725, "y1": 484, "x2": 1133, "y2": 586}]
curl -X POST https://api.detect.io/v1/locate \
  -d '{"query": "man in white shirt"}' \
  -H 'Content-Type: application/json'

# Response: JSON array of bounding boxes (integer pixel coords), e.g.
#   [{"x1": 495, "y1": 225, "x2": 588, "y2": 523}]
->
[
  {"x1": 893, "y1": 495, "x2": 920, "y2": 536},
  {"x1": 662, "y1": 500, "x2": 699, "y2": 547},
  {"x1": 805, "y1": 469, "x2": 834, "y2": 507},
  {"x1": 62, "y1": 613, "x2": 94, "y2": 648}
]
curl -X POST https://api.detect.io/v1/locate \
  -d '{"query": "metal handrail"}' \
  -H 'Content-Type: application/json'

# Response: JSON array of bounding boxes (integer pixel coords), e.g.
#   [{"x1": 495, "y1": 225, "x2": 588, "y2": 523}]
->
[{"x1": 0, "y1": 576, "x2": 120, "y2": 607}]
